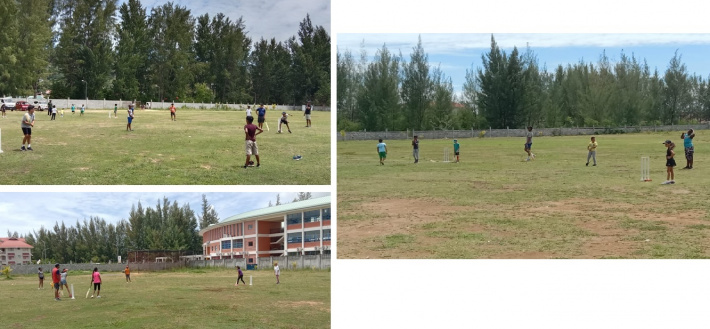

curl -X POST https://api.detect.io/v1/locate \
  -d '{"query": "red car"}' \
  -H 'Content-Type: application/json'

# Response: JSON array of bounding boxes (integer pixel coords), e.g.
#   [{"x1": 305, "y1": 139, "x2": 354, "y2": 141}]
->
[{"x1": 15, "y1": 101, "x2": 30, "y2": 111}]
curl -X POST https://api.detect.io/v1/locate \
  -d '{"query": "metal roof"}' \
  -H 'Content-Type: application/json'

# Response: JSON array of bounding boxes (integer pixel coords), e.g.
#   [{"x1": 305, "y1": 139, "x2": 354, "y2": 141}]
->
[{"x1": 199, "y1": 196, "x2": 331, "y2": 234}]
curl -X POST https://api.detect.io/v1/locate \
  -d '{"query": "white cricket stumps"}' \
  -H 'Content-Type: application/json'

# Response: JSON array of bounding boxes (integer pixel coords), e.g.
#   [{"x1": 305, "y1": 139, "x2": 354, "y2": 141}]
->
[
  {"x1": 641, "y1": 156, "x2": 651, "y2": 182},
  {"x1": 249, "y1": 275, "x2": 252, "y2": 286},
  {"x1": 443, "y1": 148, "x2": 451, "y2": 163},
  {"x1": 70, "y1": 284, "x2": 75, "y2": 299},
  {"x1": 0, "y1": 128, "x2": 3, "y2": 153}
]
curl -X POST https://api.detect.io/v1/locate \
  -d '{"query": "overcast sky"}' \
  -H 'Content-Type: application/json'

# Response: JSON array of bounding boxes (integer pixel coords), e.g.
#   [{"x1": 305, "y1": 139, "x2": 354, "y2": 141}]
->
[
  {"x1": 122, "y1": 0, "x2": 330, "y2": 43},
  {"x1": 337, "y1": 33, "x2": 710, "y2": 98},
  {"x1": 0, "y1": 192, "x2": 330, "y2": 236}
]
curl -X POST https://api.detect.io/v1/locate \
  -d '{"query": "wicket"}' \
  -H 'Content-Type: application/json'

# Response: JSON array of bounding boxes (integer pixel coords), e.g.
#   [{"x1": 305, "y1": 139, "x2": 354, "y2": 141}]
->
[
  {"x1": 0, "y1": 128, "x2": 3, "y2": 153},
  {"x1": 443, "y1": 148, "x2": 451, "y2": 162},
  {"x1": 640, "y1": 156, "x2": 651, "y2": 182}
]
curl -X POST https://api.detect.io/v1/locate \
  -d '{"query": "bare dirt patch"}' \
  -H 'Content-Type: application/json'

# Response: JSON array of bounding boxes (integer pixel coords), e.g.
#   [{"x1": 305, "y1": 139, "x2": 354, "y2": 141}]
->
[
  {"x1": 340, "y1": 197, "x2": 708, "y2": 259},
  {"x1": 201, "y1": 164, "x2": 211, "y2": 170}
]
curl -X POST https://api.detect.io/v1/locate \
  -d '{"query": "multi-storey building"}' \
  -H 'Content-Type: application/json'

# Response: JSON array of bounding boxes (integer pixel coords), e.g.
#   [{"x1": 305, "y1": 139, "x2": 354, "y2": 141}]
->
[
  {"x1": 0, "y1": 237, "x2": 34, "y2": 266},
  {"x1": 199, "y1": 196, "x2": 331, "y2": 265}
]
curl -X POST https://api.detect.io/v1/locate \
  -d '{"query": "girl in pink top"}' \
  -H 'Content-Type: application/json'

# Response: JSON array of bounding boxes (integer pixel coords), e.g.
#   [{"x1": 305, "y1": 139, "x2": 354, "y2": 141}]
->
[{"x1": 91, "y1": 267, "x2": 102, "y2": 298}]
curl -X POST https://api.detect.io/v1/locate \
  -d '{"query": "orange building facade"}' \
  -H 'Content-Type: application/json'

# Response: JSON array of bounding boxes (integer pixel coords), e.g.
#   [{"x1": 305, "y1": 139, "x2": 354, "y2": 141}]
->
[{"x1": 199, "y1": 196, "x2": 331, "y2": 265}]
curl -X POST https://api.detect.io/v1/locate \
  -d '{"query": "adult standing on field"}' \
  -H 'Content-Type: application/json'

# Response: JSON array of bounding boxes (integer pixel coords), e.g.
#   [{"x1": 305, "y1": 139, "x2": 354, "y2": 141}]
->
[
  {"x1": 304, "y1": 101, "x2": 312, "y2": 127},
  {"x1": 244, "y1": 116, "x2": 263, "y2": 168},
  {"x1": 52, "y1": 263, "x2": 61, "y2": 301},
  {"x1": 114, "y1": 104, "x2": 118, "y2": 118},
  {"x1": 524, "y1": 126, "x2": 535, "y2": 161},
  {"x1": 170, "y1": 103, "x2": 176, "y2": 121},
  {"x1": 681, "y1": 129, "x2": 695, "y2": 169},
  {"x1": 256, "y1": 104, "x2": 266, "y2": 130},
  {"x1": 47, "y1": 100, "x2": 52, "y2": 116},
  {"x1": 127, "y1": 104, "x2": 135, "y2": 131},
  {"x1": 20, "y1": 105, "x2": 35, "y2": 151}
]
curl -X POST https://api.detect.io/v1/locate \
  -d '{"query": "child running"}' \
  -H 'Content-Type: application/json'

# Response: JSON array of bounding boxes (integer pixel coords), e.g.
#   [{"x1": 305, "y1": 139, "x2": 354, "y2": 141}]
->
[
  {"x1": 235, "y1": 266, "x2": 246, "y2": 286},
  {"x1": 525, "y1": 126, "x2": 535, "y2": 161},
  {"x1": 90, "y1": 267, "x2": 102, "y2": 298},
  {"x1": 586, "y1": 136, "x2": 597, "y2": 166},
  {"x1": 662, "y1": 140, "x2": 676, "y2": 185},
  {"x1": 453, "y1": 139, "x2": 460, "y2": 163},
  {"x1": 377, "y1": 139, "x2": 387, "y2": 165}
]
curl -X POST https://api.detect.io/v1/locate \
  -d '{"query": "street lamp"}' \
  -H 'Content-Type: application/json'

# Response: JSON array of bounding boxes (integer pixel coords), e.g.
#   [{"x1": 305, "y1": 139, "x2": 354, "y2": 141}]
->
[{"x1": 81, "y1": 79, "x2": 87, "y2": 100}]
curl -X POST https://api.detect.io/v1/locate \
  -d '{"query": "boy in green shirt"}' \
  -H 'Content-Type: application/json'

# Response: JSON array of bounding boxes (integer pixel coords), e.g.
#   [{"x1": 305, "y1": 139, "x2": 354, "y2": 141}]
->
[{"x1": 453, "y1": 139, "x2": 460, "y2": 163}]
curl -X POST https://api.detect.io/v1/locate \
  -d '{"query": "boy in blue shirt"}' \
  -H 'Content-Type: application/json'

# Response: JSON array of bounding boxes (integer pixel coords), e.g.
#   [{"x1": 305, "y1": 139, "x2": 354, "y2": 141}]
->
[
  {"x1": 377, "y1": 139, "x2": 387, "y2": 165},
  {"x1": 681, "y1": 129, "x2": 695, "y2": 169}
]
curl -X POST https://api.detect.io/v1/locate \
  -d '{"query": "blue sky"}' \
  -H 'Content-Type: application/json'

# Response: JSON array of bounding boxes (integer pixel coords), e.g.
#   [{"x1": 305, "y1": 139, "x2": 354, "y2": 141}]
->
[
  {"x1": 0, "y1": 192, "x2": 330, "y2": 236},
  {"x1": 337, "y1": 34, "x2": 710, "y2": 98},
  {"x1": 121, "y1": 0, "x2": 330, "y2": 43}
]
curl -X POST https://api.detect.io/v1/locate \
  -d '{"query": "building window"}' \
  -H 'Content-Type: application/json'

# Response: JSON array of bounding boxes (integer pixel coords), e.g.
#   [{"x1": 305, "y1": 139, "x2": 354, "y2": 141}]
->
[
  {"x1": 248, "y1": 241, "x2": 253, "y2": 247},
  {"x1": 304, "y1": 231, "x2": 320, "y2": 242},
  {"x1": 248, "y1": 224, "x2": 253, "y2": 230},
  {"x1": 322, "y1": 208, "x2": 331, "y2": 220},
  {"x1": 287, "y1": 213, "x2": 302, "y2": 225},
  {"x1": 248, "y1": 258, "x2": 254, "y2": 263},
  {"x1": 323, "y1": 249, "x2": 331, "y2": 255},
  {"x1": 303, "y1": 210, "x2": 320, "y2": 223},
  {"x1": 221, "y1": 241, "x2": 231, "y2": 249},
  {"x1": 234, "y1": 240, "x2": 243, "y2": 248},
  {"x1": 305, "y1": 250, "x2": 319, "y2": 255},
  {"x1": 323, "y1": 229, "x2": 331, "y2": 241},
  {"x1": 287, "y1": 233, "x2": 302, "y2": 243}
]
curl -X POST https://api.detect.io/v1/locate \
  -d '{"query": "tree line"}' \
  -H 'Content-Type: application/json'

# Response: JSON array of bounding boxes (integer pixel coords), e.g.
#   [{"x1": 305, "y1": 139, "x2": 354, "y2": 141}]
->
[
  {"x1": 337, "y1": 35, "x2": 710, "y2": 131},
  {"x1": 8, "y1": 193, "x2": 314, "y2": 264},
  {"x1": 0, "y1": 0, "x2": 330, "y2": 106}
]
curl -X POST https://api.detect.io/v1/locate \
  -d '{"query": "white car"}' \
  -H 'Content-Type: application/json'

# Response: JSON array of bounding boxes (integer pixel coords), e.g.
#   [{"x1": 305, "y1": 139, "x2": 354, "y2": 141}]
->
[
  {"x1": 1, "y1": 97, "x2": 15, "y2": 110},
  {"x1": 32, "y1": 100, "x2": 49, "y2": 111}
]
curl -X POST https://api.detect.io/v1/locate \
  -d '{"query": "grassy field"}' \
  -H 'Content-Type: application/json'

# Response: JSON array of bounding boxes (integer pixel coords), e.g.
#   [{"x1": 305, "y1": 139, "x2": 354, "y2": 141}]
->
[
  {"x1": 1, "y1": 267, "x2": 330, "y2": 328},
  {"x1": 338, "y1": 132, "x2": 710, "y2": 259},
  {"x1": 0, "y1": 109, "x2": 329, "y2": 184}
]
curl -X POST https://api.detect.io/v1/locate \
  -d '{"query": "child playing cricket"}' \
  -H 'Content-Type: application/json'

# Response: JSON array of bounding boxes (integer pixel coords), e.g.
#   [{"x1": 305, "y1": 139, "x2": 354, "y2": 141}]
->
[
  {"x1": 681, "y1": 129, "x2": 695, "y2": 169},
  {"x1": 235, "y1": 266, "x2": 246, "y2": 286},
  {"x1": 91, "y1": 267, "x2": 102, "y2": 298},
  {"x1": 274, "y1": 262, "x2": 280, "y2": 284},
  {"x1": 60, "y1": 268, "x2": 71, "y2": 298},
  {"x1": 453, "y1": 139, "x2": 460, "y2": 163},
  {"x1": 662, "y1": 140, "x2": 676, "y2": 184},
  {"x1": 586, "y1": 136, "x2": 597, "y2": 166},
  {"x1": 278, "y1": 112, "x2": 291, "y2": 133},
  {"x1": 525, "y1": 126, "x2": 535, "y2": 161},
  {"x1": 412, "y1": 136, "x2": 419, "y2": 164},
  {"x1": 377, "y1": 139, "x2": 387, "y2": 165},
  {"x1": 123, "y1": 265, "x2": 131, "y2": 282}
]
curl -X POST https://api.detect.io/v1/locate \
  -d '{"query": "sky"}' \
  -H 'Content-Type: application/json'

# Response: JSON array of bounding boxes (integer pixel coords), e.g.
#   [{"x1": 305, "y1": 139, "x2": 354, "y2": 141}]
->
[
  {"x1": 121, "y1": 0, "x2": 330, "y2": 43},
  {"x1": 0, "y1": 192, "x2": 330, "y2": 237},
  {"x1": 337, "y1": 33, "x2": 710, "y2": 97}
]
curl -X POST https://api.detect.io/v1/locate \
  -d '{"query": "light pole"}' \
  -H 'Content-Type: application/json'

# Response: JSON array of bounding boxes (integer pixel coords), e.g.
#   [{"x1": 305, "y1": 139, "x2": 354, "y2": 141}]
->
[{"x1": 81, "y1": 79, "x2": 87, "y2": 101}]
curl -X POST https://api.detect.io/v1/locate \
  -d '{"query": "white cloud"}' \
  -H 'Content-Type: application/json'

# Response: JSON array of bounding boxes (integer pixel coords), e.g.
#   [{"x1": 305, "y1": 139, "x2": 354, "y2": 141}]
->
[
  {"x1": 133, "y1": 0, "x2": 330, "y2": 43},
  {"x1": 338, "y1": 33, "x2": 710, "y2": 57}
]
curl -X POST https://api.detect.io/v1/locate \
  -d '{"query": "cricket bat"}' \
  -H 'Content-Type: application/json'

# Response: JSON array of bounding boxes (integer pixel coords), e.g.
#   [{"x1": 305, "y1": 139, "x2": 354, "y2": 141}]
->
[
  {"x1": 265, "y1": 121, "x2": 270, "y2": 131},
  {"x1": 86, "y1": 286, "x2": 91, "y2": 298}
]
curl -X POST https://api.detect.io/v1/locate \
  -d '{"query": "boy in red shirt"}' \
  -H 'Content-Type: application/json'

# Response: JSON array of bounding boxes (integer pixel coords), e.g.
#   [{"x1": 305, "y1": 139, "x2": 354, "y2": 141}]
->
[{"x1": 52, "y1": 263, "x2": 61, "y2": 301}]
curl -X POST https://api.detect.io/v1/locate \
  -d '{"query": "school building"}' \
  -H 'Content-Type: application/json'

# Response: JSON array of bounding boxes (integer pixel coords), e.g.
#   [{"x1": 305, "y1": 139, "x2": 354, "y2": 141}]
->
[
  {"x1": 0, "y1": 237, "x2": 34, "y2": 266},
  {"x1": 199, "y1": 196, "x2": 331, "y2": 266}
]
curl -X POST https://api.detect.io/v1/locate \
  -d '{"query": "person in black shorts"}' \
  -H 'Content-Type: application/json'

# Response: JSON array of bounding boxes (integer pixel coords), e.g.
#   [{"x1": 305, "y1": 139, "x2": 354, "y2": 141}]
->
[
  {"x1": 662, "y1": 140, "x2": 676, "y2": 184},
  {"x1": 256, "y1": 104, "x2": 266, "y2": 129},
  {"x1": 21, "y1": 105, "x2": 35, "y2": 151},
  {"x1": 278, "y1": 112, "x2": 291, "y2": 133},
  {"x1": 304, "y1": 101, "x2": 312, "y2": 127}
]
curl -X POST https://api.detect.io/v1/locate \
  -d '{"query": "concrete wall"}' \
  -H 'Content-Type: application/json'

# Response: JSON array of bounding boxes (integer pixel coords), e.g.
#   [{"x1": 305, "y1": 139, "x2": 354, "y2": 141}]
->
[
  {"x1": 338, "y1": 124, "x2": 710, "y2": 141},
  {"x1": 49, "y1": 98, "x2": 330, "y2": 112},
  {"x1": 188, "y1": 254, "x2": 331, "y2": 270},
  {"x1": 11, "y1": 261, "x2": 185, "y2": 275}
]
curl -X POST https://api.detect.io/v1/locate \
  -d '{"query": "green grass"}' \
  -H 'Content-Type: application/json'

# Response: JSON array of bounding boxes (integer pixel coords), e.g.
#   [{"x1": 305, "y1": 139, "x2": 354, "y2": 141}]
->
[
  {"x1": 1, "y1": 268, "x2": 330, "y2": 328},
  {"x1": 338, "y1": 132, "x2": 710, "y2": 259},
  {"x1": 0, "y1": 109, "x2": 329, "y2": 184}
]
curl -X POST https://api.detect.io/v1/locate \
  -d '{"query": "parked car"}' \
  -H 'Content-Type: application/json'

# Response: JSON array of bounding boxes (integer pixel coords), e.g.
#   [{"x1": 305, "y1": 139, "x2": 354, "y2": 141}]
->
[
  {"x1": 1, "y1": 97, "x2": 16, "y2": 111},
  {"x1": 15, "y1": 101, "x2": 31, "y2": 111},
  {"x1": 32, "y1": 100, "x2": 48, "y2": 111}
]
